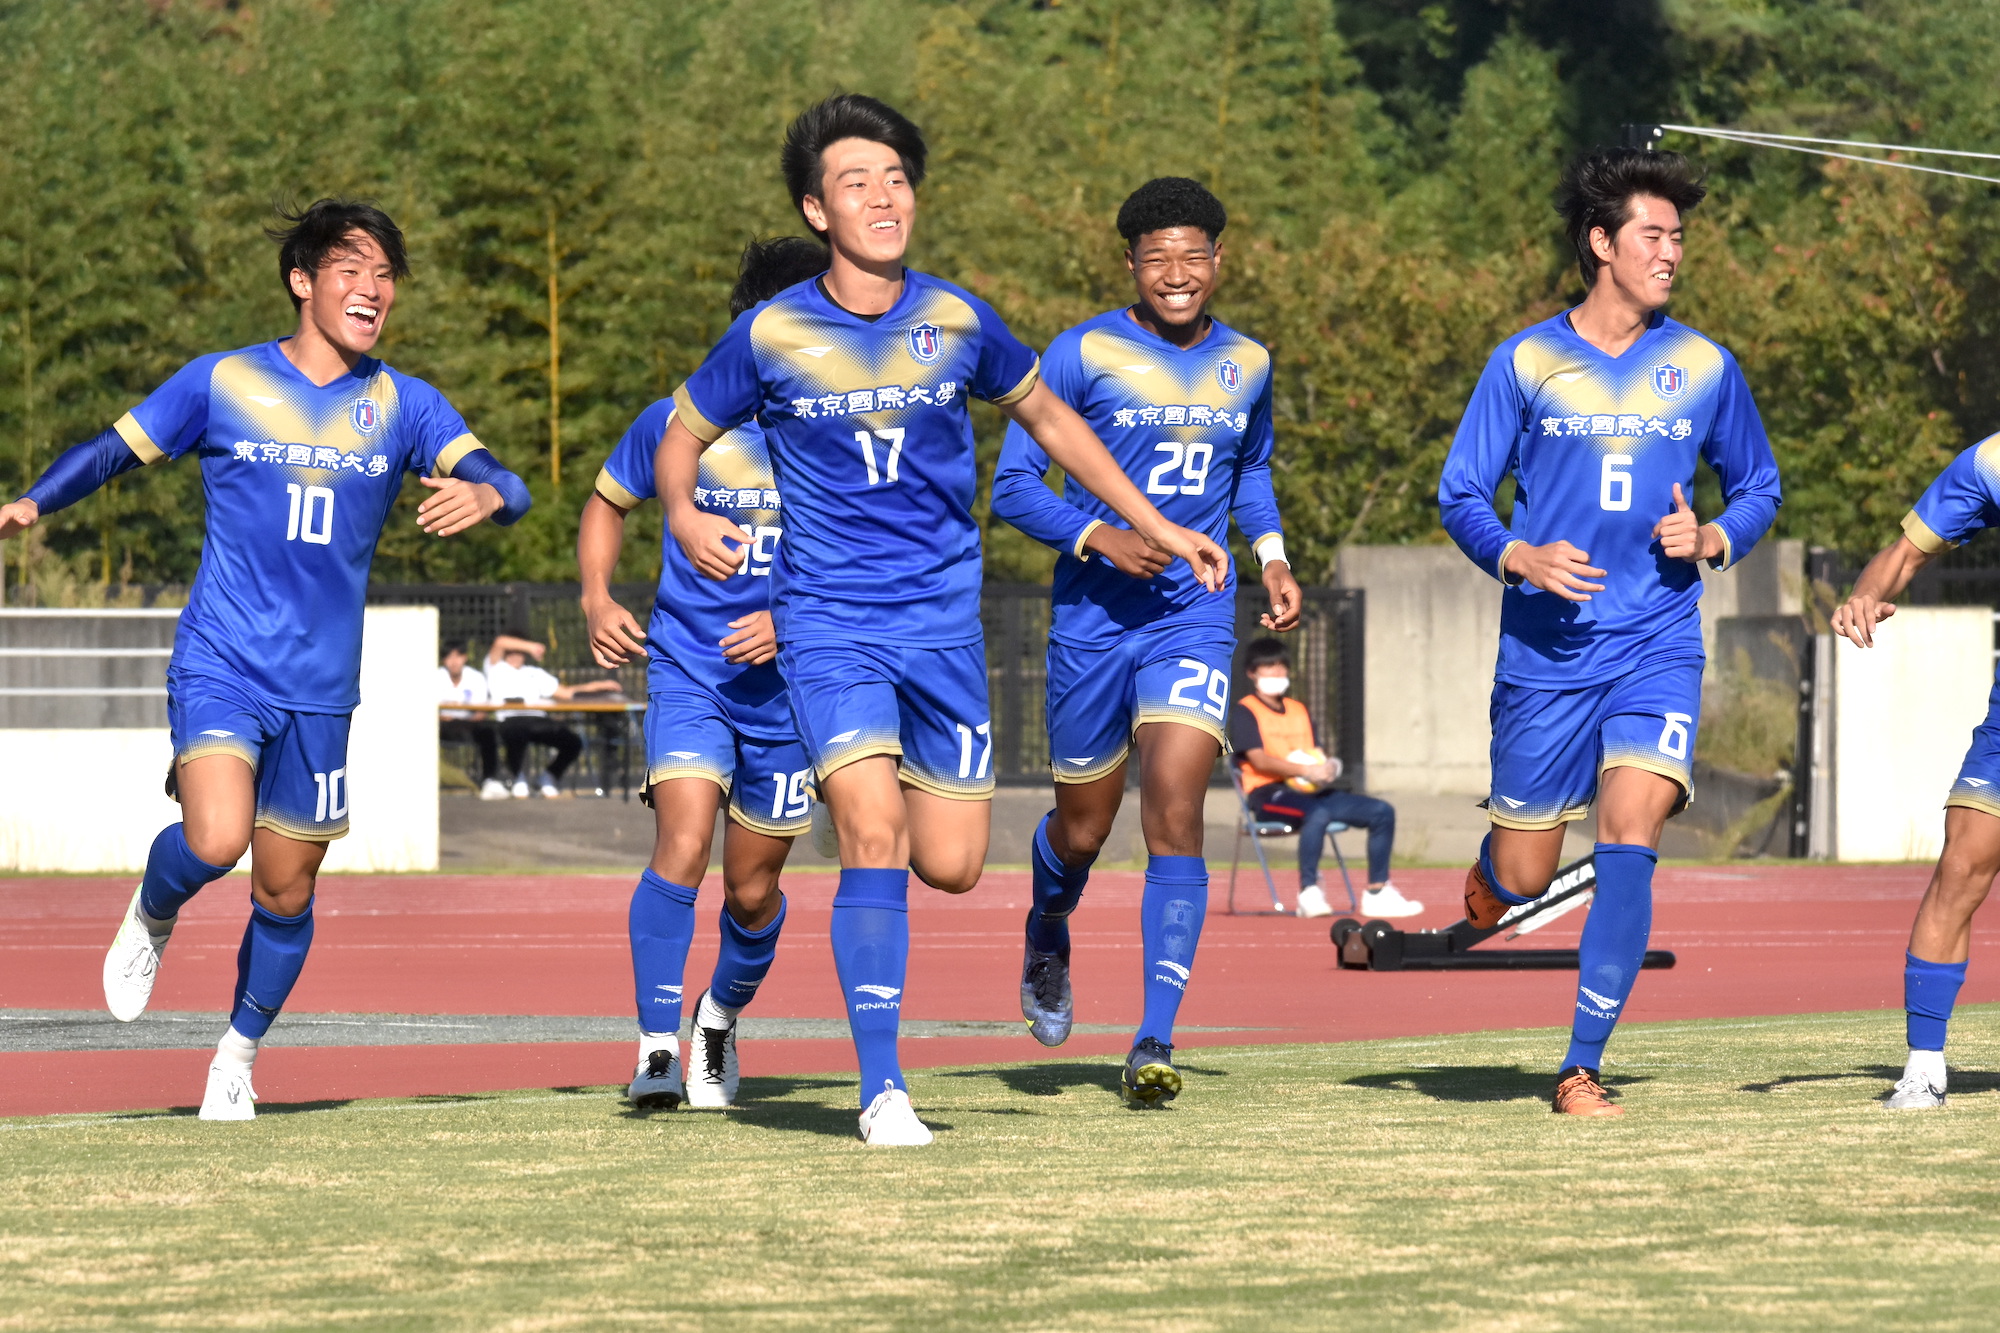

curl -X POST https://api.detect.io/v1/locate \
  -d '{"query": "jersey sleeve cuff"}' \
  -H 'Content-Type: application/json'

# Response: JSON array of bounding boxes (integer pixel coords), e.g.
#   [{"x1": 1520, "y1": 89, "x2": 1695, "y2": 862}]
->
[
  {"x1": 594, "y1": 468, "x2": 643, "y2": 513},
  {"x1": 1071, "y1": 519, "x2": 1104, "y2": 560},
  {"x1": 432, "y1": 434, "x2": 482, "y2": 478},
  {"x1": 1903, "y1": 511, "x2": 1956, "y2": 555},
  {"x1": 987, "y1": 358, "x2": 1041, "y2": 408},
  {"x1": 113, "y1": 412, "x2": 165, "y2": 465},
  {"x1": 670, "y1": 385, "x2": 727, "y2": 444},
  {"x1": 1496, "y1": 539, "x2": 1525, "y2": 585},
  {"x1": 1704, "y1": 522, "x2": 1735, "y2": 571}
]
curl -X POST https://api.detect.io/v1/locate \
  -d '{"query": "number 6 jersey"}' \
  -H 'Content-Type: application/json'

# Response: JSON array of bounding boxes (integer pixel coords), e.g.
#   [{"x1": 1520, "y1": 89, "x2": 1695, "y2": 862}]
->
[
  {"x1": 1438, "y1": 310, "x2": 1782, "y2": 687},
  {"x1": 116, "y1": 341, "x2": 483, "y2": 710}
]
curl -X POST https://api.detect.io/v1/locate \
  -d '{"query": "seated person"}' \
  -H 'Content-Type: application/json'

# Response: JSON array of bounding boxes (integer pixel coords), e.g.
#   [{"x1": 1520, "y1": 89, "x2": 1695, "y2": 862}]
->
[
  {"x1": 485, "y1": 629, "x2": 622, "y2": 798},
  {"x1": 438, "y1": 640, "x2": 505, "y2": 800},
  {"x1": 1229, "y1": 636, "x2": 1422, "y2": 920}
]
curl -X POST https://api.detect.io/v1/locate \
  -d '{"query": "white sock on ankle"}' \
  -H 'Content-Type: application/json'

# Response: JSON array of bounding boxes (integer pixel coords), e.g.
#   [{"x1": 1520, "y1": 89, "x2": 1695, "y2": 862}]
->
[
  {"x1": 697, "y1": 992, "x2": 741, "y2": 1027},
  {"x1": 1906, "y1": 1048, "x2": 1946, "y2": 1088},
  {"x1": 216, "y1": 1027, "x2": 259, "y2": 1070}
]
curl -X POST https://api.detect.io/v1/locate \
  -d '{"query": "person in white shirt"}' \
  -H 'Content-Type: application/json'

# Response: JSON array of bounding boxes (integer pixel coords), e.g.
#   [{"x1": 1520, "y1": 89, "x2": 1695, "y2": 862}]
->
[
  {"x1": 486, "y1": 629, "x2": 622, "y2": 797},
  {"x1": 438, "y1": 642, "x2": 506, "y2": 800}
]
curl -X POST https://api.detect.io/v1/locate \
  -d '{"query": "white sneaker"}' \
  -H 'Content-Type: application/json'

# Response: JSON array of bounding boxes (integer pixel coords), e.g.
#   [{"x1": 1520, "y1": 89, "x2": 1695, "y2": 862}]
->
[
  {"x1": 536, "y1": 771, "x2": 562, "y2": 799},
  {"x1": 685, "y1": 991, "x2": 740, "y2": 1109},
  {"x1": 627, "y1": 1044, "x2": 685, "y2": 1110},
  {"x1": 479, "y1": 778, "x2": 509, "y2": 801},
  {"x1": 1295, "y1": 885, "x2": 1334, "y2": 918},
  {"x1": 1362, "y1": 884, "x2": 1424, "y2": 918},
  {"x1": 811, "y1": 801, "x2": 840, "y2": 859},
  {"x1": 858, "y1": 1084, "x2": 933, "y2": 1146},
  {"x1": 198, "y1": 1061, "x2": 257, "y2": 1121},
  {"x1": 103, "y1": 886, "x2": 172, "y2": 1023},
  {"x1": 510, "y1": 777, "x2": 531, "y2": 799},
  {"x1": 1884, "y1": 1072, "x2": 1947, "y2": 1110}
]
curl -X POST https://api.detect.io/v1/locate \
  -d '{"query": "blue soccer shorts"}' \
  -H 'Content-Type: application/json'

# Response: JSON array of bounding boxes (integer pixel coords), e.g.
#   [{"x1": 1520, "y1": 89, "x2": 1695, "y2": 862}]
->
[
  {"x1": 1045, "y1": 618, "x2": 1234, "y2": 785},
  {"x1": 167, "y1": 668, "x2": 353, "y2": 842},
  {"x1": 782, "y1": 638, "x2": 994, "y2": 800},
  {"x1": 1486, "y1": 655, "x2": 1703, "y2": 831},
  {"x1": 1946, "y1": 668, "x2": 2000, "y2": 819},
  {"x1": 644, "y1": 657, "x2": 812, "y2": 837}
]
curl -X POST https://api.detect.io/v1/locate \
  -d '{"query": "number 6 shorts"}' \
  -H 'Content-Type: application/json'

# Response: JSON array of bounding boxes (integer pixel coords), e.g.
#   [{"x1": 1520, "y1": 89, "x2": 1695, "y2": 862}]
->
[
  {"x1": 1484, "y1": 654, "x2": 1704, "y2": 831},
  {"x1": 644, "y1": 658, "x2": 812, "y2": 837},
  {"x1": 781, "y1": 638, "x2": 995, "y2": 800},
  {"x1": 1045, "y1": 618, "x2": 1235, "y2": 785},
  {"x1": 167, "y1": 667, "x2": 354, "y2": 841}
]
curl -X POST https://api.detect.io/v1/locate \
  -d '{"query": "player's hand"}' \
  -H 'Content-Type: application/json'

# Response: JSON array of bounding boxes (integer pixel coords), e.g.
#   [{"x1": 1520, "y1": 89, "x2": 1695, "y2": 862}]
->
[
  {"x1": 1651, "y1": 483, "x2": 1725, "y2": 563},
  {"x1": 584, "y1": 595, "x2": 647, "y2": 669},
  {"x1": 0, "y1": 498, "x2": 39, "y2": 541},
  {"x1": 417, "y1": 477, "x2": 503, "y2": 537},
  {"x1": 1505, "y1": 540, "x2": 1605, "y2": 601},
  {"x1": 1832, "y1": 591, "x2": 1898, "y2": 649},
  {"x1": 1083, "y1": 523, "x2": 1170, "y2": 579},
  {"x1": 1259, "y1": 560, "x2": 1302, "y2": 631},
  {"x1": 671, "y1": 508, "x2": 753, "y2": 582},
  {"x1": 719, "y1": 610, "x2": 778, "y2": 665},
  {"x1": 1144, "y1": 522, "x2": 1227, "y2": 593}
]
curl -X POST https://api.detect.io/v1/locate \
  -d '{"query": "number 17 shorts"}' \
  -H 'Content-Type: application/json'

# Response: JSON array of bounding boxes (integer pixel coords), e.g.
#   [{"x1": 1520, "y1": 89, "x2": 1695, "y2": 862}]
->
[
  {"x1": 1485, "y1": 654, "x2": 1703, "y2": 831},
  {"x1": 782, "y1": 638, "x2": 995, "y2": 799}
]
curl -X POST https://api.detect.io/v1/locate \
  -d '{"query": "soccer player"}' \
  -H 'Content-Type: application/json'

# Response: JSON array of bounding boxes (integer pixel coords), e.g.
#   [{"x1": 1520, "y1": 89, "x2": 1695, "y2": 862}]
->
[
  {"x1": 1438, "y1": 149, "x2": 1780, "y2": 1116},
  {"x1": 989, "y1": 177, "x2": 1303, "y2": 1105},
  {"x1": 0, "y1": 199, "x2": 530, "y2": 1120},
  {"x1": 1832, "y1": 439, "x2": 2000, "y2": 1109},
  {"x1": 579, "y1": 235, "x2": 831, "y2": 1112},
  {"x1": 658, "y1": 95, "x2": 1226, "y2": 1145}
]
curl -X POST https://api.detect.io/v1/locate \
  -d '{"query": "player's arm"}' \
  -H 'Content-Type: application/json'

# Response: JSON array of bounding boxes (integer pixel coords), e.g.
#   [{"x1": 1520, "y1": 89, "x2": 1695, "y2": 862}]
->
[
  {"x1": 580, "y1": 424, "x2": 659, "y2": 668},
  {"x1": 0, "y1": 427, "x2": 148, "y2": 540},
  {"x1": 990, "y1": 419, "x2": 1167, "y2": 579},
  {"x1": 1832, "y1": 536, "x2": 1934, "y2": 649},
  {"x1": 414, "y1": 448, "x2": 530, "y2": 537},
  {"x1": 999, "y1": 381, "x2": 1224, "y2": 592},
  {"x1": 1836, "y1": 444, "x2": 1993, "y2": 648},
  {"x1": 657, "y1": 415, "x2": 753, "y2": 582},
  {"x1": 1439, "y1": 351, "x2": 1604, "y2": 601},
  {"x1": 1232, "y1": 378, "x2": 1300, "y2": 631}
]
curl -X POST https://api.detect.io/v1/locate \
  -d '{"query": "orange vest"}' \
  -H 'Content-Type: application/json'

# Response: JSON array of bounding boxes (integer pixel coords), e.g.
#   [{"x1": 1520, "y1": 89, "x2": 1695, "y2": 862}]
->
[{"x1": 1238, "y1": 694, "x2": 1317, "y2": 792}]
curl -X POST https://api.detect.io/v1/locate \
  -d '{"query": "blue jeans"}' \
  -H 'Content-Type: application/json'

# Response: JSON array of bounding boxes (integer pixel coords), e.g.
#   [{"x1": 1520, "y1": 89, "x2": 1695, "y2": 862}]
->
[{"x1": 1250, "y1": 784, "x2": 1396, "y2": 886}]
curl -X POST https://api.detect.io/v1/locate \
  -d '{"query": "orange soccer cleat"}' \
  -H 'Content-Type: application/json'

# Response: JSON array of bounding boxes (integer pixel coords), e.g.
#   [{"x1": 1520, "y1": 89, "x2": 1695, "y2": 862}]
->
[{"x1": 1552, "y1": 1067, "x2": 1624, "y2": 1117}]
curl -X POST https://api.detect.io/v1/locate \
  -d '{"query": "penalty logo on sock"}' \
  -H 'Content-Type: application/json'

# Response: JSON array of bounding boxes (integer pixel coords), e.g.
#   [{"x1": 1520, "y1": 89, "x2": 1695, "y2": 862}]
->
[
  {"x1": 1578, "y1": 985, "x2": 1621, "y2": 1018},
  {"x1": 654, "y1": 984, "x2": 683, "y2": 996},
  {"x1": 852, "y1": 984, "x2": 901, "y2": 1011},
  {"x1": 1152, "y1": 959, "x2": 1190, "y2": 990}
]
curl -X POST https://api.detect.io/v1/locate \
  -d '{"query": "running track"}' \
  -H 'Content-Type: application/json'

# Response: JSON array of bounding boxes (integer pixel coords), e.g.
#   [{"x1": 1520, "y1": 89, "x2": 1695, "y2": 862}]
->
[{"x1": 2, "y1": 864, "x2": 1987, "y2": 1116}]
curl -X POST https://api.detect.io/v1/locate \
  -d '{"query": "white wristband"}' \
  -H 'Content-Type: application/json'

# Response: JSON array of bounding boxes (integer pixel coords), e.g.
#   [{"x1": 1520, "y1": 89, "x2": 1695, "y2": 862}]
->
[{"x1": 1253, "y1": 534, "x2": 1288, "y2": 568}]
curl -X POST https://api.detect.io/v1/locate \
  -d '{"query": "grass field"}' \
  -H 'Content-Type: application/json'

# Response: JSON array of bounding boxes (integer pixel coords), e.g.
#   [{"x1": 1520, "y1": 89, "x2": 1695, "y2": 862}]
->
[{"x1": 7, "y1": 1008, "x2": 2000, "y2": 1331}]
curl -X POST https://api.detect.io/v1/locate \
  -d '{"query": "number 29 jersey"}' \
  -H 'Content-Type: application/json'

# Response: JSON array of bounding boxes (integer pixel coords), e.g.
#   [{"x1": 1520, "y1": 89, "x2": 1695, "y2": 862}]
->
[
  {"x1": 117, "y1": 340, "x2": 483, "y2": 711},
  {"x1": 670, "y1": 270, "x2": 1040, "y2": 648},
  {"x1": 1438, "y1": 311, "x2": 1782, "y2": 688}
]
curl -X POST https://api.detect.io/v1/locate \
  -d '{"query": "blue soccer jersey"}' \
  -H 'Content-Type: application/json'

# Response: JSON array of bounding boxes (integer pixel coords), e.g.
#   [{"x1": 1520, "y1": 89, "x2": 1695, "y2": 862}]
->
[
  {"x1": 991, "y1": 309, "x2": 1282, "y2": 649},
  {"x1": 1903, "y1": 433, "x2": 2000, "y2": 554},
  {"x1": 595, "y1": 401, "x2": 791, "y2": 739},
  {"x1": 119, "y1": 341, "x2": 484, "y2": 711},
  {"x1": 1439, "y1": 311, "x2": 1782, "y2": 687},
  {"x1": 670, "y1": 271, "x2": 1040, "y2": 647}
]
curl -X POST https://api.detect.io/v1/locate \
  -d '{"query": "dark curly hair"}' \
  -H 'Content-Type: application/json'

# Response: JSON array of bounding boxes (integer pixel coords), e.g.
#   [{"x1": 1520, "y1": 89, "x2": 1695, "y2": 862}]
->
[
  {"x1": 1555, "y1": 148, "x2": 1707, "y2": 285},
  {"x1": 780, "y1": 94, "x2": 927, "y2": 234},
  {"x1": 1116, "y1": 177, "x2": 1227, "y2": 247},
  {"x1": 266, "y1": 197, "x2": 409, "y2": 310},
  {"x1": 729, "y1": 236, "x2": 830, "y2": 318}
]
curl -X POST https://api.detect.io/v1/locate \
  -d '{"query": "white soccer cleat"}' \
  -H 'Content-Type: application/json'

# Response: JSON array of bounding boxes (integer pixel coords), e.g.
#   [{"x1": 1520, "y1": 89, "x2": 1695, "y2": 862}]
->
[
  {"x1": 1294, "y1": 885, "x2": 1334, "y2": 919},
  {"x1": 1362, "y1": 883, "x2": 1424, "y2": 918},
  {"x1": 811, "y1": 801, "x2": 840, "y2": 859},
  {"x1": 1884, "y1": 1073, "x2": 1946, "y2": 1110},
  {"x1": 858, "y1": 1085, "x2": 933, "y2": 1147},
  {"x1": 478, "y1": 778, "x2": 510, "y2": 801},
  {"x1": 685, "y1": 991, "x2": 740, "y2": 1109},
  {"x1": 627, "y1": 1045, "x2": 685, "y2": 1110},
  {"x1": 198, "y1": 1062, "x2": 258, "y2": 1121},
  {"x1": 103, "y1": 886, "x2": 172, "y2": 1023}
]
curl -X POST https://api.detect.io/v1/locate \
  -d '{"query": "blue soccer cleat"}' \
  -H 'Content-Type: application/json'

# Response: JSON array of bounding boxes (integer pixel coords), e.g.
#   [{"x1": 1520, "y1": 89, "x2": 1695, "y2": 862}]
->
[
  {"x1": 1020, "y1": 943, "x2": 1074, "y2": 1047},
  {"x1": 1121, "y1": 1037, "x2": 1181, "y2": 1106}
]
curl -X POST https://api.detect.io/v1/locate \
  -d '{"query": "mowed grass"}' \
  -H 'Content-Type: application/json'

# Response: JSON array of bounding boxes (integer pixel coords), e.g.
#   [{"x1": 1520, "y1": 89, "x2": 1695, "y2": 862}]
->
[{"x1": 7, "y1": 1009, "x2": 2000, "y2": 1331}]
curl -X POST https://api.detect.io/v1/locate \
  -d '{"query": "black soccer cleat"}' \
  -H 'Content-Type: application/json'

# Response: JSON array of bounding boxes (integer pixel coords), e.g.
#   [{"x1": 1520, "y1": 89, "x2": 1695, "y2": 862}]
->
[{"x1": 1121, "y1": 1037, "x2": 1182, "y2": 1107}]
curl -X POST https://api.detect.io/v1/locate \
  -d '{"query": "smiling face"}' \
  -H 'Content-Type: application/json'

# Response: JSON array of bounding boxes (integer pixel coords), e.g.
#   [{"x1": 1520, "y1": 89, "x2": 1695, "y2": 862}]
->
[
  {"x1": 1591, "y1": 195, "x2": 1683, "y2": 311},
  {"x1": 288, "y1": 229, "x2": 397, "y2": 358},
  {"x1": 1126, "y1": 226, "x2": 1221, "y2": 334},
  {"x1": 799, "y1": 137, "x2": 915, "y2": 270}
]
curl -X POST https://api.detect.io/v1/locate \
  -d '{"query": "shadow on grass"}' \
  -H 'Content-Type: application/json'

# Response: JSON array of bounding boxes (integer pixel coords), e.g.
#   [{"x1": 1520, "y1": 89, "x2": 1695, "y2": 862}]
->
[
  {"x1": 1345, "y1": 1065, "x2": 1649, "y2": 1103},
  {"x1": 616, "y1": 1074, "x2": 888, "y2": 1140},
  {"x1": 1739, "y1": 1067, "x2": 2000, "y2": 1096},
  {"x1": 936, "y1": 1060, "x2": 1230, "y2": 1100}
]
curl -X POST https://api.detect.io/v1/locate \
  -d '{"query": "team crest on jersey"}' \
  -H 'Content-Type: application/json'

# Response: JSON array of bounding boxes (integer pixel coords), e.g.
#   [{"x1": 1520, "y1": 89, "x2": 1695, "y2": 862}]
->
[
  {"x1": 1217, "y1": 358, "x2": 1243, "y2": 393},
  {"x1": 350, "y1": 398, "x2": 381, "y2": 435},
  {"x1": 1652, "y1": 364, "x2": 1688, "y2": 400},
  {"x1": 908, "y1": 322, "x2": 943, "y2": 365}
]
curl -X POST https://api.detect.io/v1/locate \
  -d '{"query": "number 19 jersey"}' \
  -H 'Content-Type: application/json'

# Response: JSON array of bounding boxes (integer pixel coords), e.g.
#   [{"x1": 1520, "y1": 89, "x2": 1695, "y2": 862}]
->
[{"x1": 671, "y1": 271, "x2": 1040, "y2": 648}]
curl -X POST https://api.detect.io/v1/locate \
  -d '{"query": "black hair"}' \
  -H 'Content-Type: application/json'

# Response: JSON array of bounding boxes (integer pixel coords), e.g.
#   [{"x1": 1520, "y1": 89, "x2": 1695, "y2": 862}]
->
[
  {"x1": 441, "y1": 640, "x2": 468, "y2": 660},
  {"x1": 1554, "y1": 148, "x2": 1707, "y2": 285},
  {"x1": 780, "y1": 94, "x2": 927, "y2": 233},
  {"x1": 729, "y1": 236, "x2": 831, "y2": 318},
  {"x1": 1116, "y1": 177, "x2": 1228, "y2": 247},
  {"x1": 267, "y1": 197, "x2": 410, "y2": 310},
  {"x1": 1244, "y1": 637, "x2": 1290, "y2": 671}
]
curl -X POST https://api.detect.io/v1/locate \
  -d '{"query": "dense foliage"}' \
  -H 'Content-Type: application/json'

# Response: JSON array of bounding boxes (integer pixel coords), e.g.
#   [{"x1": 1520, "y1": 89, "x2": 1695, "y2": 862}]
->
[{"x1": 2, "y1": 0, "x2": 1995, "y2": 599}]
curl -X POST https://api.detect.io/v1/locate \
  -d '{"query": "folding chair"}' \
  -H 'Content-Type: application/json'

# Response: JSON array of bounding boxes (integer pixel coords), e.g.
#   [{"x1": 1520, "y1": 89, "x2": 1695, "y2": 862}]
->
[{"x1": 1226, "y1": 756, "x2": 1359, "y2": 915}]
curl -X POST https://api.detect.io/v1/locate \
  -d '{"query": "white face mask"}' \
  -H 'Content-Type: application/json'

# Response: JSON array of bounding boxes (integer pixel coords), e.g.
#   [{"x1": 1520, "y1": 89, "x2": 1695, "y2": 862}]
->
[{"x1": 1255, "y1": 673, "x2": 1290, "y2": 697}]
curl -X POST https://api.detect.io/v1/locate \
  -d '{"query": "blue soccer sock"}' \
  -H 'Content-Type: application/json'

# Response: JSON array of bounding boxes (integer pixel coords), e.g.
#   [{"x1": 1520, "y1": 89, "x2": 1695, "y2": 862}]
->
[
  {"x1": 1136, "y1": 855, "x2": 1209, "y2": 1047},
  {"x1": 1561, "y1": 843, "x2": 1656, "y2": 1072},
  {"x1": 1026, "y1": 812, "x2": 1094, "y2": 955},
  {"x1": 228, "y1": 897, "x2": 315, "y2": 1041},
  {"x1": 709, "y1": 895, "x2": 787, "y2": 1015},
  {"x1": 629, "y1": 869, "x2": 699, "y2": 1036},
  {"x1": 830, "y1": 868, "x2": 910, "y2": 1104},
  {"x1": 1905, "y1": 952, "x2": 1968, "y2": 1052},
  {"x1": 1478, "y1": 832, "x2": 1537, "y2": 908},
  {"x1": 138, "y1": 824, "x2": 233, "y2": 926}
]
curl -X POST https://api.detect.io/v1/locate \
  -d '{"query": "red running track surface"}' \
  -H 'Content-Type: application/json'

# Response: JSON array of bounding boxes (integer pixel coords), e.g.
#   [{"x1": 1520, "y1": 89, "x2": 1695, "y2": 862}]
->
[{"x1": 2, "y1": 863, "x2": 1985, "y2": 1117}]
